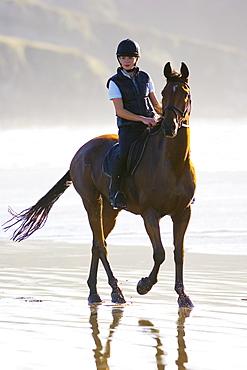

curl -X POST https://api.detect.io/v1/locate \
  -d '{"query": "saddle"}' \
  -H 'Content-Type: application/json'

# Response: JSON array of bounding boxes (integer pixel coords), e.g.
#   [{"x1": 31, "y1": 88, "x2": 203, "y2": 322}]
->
[{"x1": 103, "y1": 124, "x2": 161, "y2": 177}]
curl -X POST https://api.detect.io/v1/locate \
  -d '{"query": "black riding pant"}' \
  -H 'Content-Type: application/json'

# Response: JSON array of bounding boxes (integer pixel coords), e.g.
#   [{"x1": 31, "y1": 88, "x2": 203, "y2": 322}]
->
[{"x1": 118, "y1": 124, "x2": 147, "y2": 167}]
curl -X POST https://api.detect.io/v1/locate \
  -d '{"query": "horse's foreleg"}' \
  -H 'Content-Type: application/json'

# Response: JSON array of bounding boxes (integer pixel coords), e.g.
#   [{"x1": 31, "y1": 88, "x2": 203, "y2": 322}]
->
[
  {"x1": 85, "y1": 196, "x2": 125, "y2": 304},
  {"x1": 172, "y1": 207, "x2": 194, "y2": 308},
  {"x1": 137, "y1": 211, "x2": 165, "y2": 295}
]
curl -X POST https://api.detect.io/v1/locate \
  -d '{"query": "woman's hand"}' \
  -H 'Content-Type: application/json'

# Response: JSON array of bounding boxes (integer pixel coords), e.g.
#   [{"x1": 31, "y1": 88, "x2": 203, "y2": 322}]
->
[{"x1": 141, "y1": 116, "x2": 157, "y2": 127}]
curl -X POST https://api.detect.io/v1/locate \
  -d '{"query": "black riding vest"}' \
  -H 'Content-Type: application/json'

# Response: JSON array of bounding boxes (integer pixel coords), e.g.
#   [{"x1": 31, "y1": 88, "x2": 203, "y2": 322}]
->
[{"x1": 107, "y1": 67, "x2": 154, "y2": 127}]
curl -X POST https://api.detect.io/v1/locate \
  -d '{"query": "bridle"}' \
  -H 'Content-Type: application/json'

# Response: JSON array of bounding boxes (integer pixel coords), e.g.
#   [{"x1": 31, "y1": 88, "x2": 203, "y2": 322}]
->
[
  {"x1": 162, "y1": 82, "x2": 191, "y2": 128},
  {"x1": 162, "y1": 105, "x2": 190, "y2": 128}
]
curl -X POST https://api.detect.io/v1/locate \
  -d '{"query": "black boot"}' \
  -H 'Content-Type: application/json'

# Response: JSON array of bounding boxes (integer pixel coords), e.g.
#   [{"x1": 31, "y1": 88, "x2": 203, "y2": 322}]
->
[{"x1": 109, "y1": 158, "x2": 126, "y2": 210}]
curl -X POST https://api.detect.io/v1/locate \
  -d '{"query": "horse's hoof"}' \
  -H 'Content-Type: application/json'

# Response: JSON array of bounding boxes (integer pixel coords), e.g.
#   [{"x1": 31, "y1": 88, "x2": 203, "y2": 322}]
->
[
  {"x1": 178, "y1": 307, "x2": 192, "y2": 318},
  {"x1": 88, "y1": 293, "x2": 103, "y2": 304},
  {"x1": 137, "y1": 277, "x2": 153, "y2": 295},
  {"x1": 178, "y1": 295, "x2": 194, "y2": 308},
  {"x1": 111, "y1": 289, "x2": 126, "y2": 304}
]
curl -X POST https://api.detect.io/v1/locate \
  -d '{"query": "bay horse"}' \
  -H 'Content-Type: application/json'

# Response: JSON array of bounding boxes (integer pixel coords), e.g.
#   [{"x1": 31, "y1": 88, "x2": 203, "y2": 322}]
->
[{"x1": 4, "y1": 62, "x2": 196, "y2": 308}]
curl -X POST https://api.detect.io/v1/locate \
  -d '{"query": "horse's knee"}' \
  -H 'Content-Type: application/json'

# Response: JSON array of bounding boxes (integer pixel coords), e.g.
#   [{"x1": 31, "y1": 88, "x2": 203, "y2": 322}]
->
[{"x1": 153, "y1": 248, "x2": 165, "y2": 265}]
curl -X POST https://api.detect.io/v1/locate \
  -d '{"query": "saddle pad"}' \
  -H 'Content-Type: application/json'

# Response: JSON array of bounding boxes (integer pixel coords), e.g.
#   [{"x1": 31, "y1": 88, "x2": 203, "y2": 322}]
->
[{"x1": 103, "y1": 143, "x2": 120, "y2": 177}]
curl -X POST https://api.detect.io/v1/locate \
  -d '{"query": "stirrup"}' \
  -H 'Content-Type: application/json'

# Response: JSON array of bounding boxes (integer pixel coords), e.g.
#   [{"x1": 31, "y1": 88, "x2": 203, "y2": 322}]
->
[{"x1": 110, "y1": 191, "x2": 126, "y2": 210}]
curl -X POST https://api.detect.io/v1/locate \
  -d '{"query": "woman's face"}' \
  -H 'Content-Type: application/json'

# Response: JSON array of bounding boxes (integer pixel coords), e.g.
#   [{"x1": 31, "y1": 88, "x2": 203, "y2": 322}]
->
[{"x1": 119, "y1": 56, "x2": 138, "y2": 71}]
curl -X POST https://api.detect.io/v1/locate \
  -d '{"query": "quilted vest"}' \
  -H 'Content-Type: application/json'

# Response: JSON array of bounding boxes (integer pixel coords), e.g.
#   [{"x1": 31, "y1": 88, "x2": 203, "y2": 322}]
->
[{"x1": 107, "y1": 67, "x2": 154, "y2": 127}]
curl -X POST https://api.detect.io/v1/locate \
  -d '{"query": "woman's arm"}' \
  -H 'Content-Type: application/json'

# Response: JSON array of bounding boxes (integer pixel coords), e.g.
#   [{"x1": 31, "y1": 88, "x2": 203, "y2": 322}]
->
[
  {"x1": 112, "y1": 98, "x2": 157, "y2": 126},
  {"x1": 149, "y1": 92, "x2": 162, "y2": 115}
]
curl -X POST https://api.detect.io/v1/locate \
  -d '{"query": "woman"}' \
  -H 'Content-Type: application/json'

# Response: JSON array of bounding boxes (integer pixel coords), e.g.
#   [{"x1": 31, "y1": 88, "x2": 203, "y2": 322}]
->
[{"x1": 107, "y1": 39, "x2": 161, "y2": 209}]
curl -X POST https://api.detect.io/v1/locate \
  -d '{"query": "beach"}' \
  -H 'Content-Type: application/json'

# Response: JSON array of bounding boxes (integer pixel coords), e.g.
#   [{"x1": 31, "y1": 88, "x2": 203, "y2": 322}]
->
[
  {"x1": 0, "y1": 122, "x2": 247, "y2": 369},
  {"x1": 0, "y1": 238, "x2": 246, "y2": 370}
]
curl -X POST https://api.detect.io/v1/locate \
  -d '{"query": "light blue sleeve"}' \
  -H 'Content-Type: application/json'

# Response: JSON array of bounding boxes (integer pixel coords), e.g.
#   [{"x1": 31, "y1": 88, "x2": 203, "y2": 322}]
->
[
  {"x1": 149, "y1": 77, "x2": 155, "y2": 93},
  {"x1": 108, "y1": 80, "x2": 122, "y2": 100}
]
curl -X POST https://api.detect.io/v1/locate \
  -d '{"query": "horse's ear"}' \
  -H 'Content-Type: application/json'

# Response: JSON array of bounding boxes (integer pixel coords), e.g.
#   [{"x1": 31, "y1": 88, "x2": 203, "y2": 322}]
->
[
  {"x1": 164, "y1": 62, "x2": 172, "y2": 78},
  {"x1": 180, "y1": 62, "x2": 189, "y2": 80}
]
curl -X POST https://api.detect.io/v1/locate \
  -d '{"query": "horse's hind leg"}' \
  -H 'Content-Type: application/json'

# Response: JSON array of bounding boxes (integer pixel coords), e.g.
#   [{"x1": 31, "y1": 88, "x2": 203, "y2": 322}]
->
[
  {"x1": 101, "y1": 196, "x2": 126, "y2": 304},
  {"x1": 87, "y1": 245, "x2": 102, "y2": 304},
  {"x1": 83, "y1": 195, "x2": 125, "y2": 304},
  {"x1": 172, "y1": 207, "x2": 194, "y2": 308},
  {"x1": 83, "y1": 194, "x2": 106, "y2": 304}
]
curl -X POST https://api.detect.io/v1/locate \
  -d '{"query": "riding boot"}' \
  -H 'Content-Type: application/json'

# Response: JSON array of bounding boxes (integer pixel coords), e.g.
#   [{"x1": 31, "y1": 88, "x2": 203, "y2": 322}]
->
[{"x1": 109, "y1": 157, "x2": 126, "y2": 210}]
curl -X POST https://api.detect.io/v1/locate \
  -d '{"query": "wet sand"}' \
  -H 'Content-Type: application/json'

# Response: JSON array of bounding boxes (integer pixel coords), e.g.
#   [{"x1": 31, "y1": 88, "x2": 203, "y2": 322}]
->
[{"x1": 0, "y1": 239, "x2": 246, "y2": 370}]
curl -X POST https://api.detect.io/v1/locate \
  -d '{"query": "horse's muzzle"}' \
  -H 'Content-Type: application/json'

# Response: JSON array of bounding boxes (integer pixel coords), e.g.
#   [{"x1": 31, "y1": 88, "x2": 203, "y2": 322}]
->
[{"x1": 162, "y1": 118, "x2": 178, "y2": 138}]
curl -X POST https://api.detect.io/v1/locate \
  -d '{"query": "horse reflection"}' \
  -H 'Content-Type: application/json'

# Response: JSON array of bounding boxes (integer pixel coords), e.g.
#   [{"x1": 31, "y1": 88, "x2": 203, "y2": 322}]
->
[
  {"x1": 89, "y1": 306, "x2": 123, "y2": 369},
  {"x1": 89, "y1": 307, "x2": 191, "y2": 369},
  {"x1": 176, "y1": 308, "x2": 191, "y2": 370},
  {"x1": 138, "y1": 319, "x2": 166, "y2": 369}
]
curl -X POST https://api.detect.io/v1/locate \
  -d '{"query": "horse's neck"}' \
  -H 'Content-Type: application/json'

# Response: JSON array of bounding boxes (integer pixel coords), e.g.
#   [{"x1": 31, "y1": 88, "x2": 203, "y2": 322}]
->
[{"x1": 165, "y1": 128, "x2": 191, "y2": 173}]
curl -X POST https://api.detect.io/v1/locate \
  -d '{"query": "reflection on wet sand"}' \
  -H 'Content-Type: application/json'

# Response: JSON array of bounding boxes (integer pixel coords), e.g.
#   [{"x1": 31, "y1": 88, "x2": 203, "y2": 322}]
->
[
  {"x1": 138, "y1": 319, "x2": 165, "y2": 370},
  {"x1": 89, "y1": 305, "x2": 191, "y2": 370},
  {"x1": 0, "y1": 237, "x2": 246, "y2": 369},
  {"x1": 90, "y1": 305, "x2": 124, "y2": 369},
  {"x1": 176, "y1": 308, "x2": 191, "y2": 370}
]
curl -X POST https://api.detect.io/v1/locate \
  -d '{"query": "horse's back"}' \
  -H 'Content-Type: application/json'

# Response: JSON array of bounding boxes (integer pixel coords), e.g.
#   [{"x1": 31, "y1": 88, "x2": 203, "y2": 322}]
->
[
  {"x1": 71, "y1": 134, "x2": 117, "y2": 167},
  {"x1": 70, "y1": 134, "x2": 118, "y2": 197}
]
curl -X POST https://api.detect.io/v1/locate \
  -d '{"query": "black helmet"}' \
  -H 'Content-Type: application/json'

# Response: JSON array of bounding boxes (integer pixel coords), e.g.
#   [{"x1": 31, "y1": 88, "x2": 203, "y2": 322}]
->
[{"x1": 116, "y1": 39, "x2": 140, "y2": 57}]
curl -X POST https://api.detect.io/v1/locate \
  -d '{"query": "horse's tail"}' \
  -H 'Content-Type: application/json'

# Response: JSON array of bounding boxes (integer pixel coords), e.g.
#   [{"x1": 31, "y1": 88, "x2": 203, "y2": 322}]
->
[{"x1": 3, "y1": 170, "x2": 72, "y2": 242}]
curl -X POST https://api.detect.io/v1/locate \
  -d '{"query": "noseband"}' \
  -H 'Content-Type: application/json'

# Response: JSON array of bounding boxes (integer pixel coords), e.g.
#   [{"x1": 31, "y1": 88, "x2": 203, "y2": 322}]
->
[
  {"x1": 162, "y1": 105, "x2": 190, "y2": 128},
  {"x1": 162, "y1": 82, "x2": 191, "y2": 128}
]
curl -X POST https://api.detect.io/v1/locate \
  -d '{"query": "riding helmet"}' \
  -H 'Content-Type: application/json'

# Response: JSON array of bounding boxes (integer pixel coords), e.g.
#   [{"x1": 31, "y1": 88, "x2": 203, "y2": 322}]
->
[{"x1": 116, "y1": 39, "x2": 141, "y2": 57}]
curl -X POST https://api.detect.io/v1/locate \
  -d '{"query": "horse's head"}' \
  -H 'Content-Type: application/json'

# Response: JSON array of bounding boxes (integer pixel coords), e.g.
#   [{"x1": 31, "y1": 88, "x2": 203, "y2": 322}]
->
[{"x1": 161, "y1": 62, "x2": 191, "y2": 138}]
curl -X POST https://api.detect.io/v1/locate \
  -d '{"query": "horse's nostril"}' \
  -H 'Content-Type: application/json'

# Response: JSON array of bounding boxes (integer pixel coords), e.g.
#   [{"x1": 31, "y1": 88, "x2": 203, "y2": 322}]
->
[{"x1": 162, "y1": 118, "x2": 178, "y2": 138}]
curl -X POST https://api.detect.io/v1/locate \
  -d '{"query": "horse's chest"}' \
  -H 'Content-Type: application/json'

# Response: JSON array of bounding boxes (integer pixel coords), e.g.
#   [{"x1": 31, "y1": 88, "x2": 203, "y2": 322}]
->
[
  {"x1": 171, "y1": 179, "x2": 194, "y2": 209},
  {"x1": 150, "y1": 177, "x2": 194, "y2": 215},
  {"x1": 131, "y1": 161, "x2": 195, "y2": 215}
]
